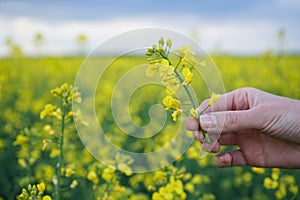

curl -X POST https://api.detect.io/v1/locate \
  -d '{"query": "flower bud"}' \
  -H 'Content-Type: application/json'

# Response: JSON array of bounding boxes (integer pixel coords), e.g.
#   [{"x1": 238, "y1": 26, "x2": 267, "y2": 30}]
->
[
  {"x1": 145, "y1": 51, "x2": 153, "y2": 56},
  {"x1": 158, "y1": 37, "x2": 164, "y2": 46},
  {"x1": 167, "y1": 39, "x2": 172, "y2": 48}
]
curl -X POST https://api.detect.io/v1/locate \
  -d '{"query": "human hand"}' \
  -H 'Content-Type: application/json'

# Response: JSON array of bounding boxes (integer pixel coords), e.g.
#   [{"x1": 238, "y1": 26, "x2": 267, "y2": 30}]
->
[{"x1": 186, "y1": 87, "x2": 300, "y2": 168}]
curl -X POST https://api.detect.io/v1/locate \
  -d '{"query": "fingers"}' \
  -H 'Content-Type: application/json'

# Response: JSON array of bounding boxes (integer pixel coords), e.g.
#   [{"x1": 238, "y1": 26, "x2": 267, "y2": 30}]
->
[
  {"x1": 197, "y1": 132, "x2": 238, "y2": 153},
  {"x1": 193, "y1": 130, "x2": 204, "y2": 142},
  {"x1": 186, "y1": 118, "x2": 199, "y2": 131},
  {"x1": 214, "y1": 150, "x2": 248, "y2": 168},
  {"x1": 219, "y1": 133, "x2": 237, "y2": 145},
  {"x1": 198, "y1": 87, "x2": 256, "y2": 113},
  {"x1": 188, "y1": 87, "x2": 260, "y2": 136},
  {"x1": 186, "y1": 118, "x2": 220, "y2": 152},
  {"x1": 199, "y1": 110, "x2": 262, "y2": 134}
]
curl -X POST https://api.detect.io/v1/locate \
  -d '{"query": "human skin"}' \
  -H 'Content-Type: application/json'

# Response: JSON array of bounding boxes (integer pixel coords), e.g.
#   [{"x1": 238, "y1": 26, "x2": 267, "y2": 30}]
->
[{"x1": 186, "y1": 87, "x2": 300, "y2": 168}]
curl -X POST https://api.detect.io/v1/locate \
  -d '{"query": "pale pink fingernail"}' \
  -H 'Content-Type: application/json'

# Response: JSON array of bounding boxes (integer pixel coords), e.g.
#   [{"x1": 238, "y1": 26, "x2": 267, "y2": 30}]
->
[
  {"x1": 220, "y1": 154, "x2": 230, "y2": 163},
  {"x1": 192, "y1": 131, "x2": 199, "y2": 138},
  {"x1": 200, "y1": 114, "x2": 217, "y2": 129}
]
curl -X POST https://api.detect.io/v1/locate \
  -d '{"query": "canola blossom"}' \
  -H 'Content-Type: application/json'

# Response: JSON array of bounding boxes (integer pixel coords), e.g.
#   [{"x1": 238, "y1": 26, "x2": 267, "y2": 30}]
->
[
  {"x1": 146, "y1": 37, "x2": 221, "y2": 144},
  {"x1": 208, "y1": 93, "x2": 221, "y2": 107}
]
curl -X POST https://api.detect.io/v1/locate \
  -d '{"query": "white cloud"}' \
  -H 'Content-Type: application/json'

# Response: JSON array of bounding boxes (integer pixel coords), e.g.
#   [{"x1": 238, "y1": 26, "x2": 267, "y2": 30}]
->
[{"x1": 0, "y1": 14, "x2": 299, "y2": 56}]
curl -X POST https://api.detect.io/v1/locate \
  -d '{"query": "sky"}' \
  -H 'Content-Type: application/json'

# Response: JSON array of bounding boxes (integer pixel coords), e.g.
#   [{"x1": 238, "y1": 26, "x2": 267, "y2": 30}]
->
[{"x1": 0, "y1": 0, "x2": 300, "y2": 56}]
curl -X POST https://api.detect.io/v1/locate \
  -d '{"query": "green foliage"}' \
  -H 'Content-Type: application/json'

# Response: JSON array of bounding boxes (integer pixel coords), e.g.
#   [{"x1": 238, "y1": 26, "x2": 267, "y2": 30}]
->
[{"x1": 0, "y1": 55, "x2": 299, "y2": 200}]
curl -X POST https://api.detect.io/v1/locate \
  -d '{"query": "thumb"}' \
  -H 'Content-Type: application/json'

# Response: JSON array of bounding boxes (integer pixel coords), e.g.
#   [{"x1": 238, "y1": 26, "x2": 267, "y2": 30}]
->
[{"x1": 200, "y1": 110, "x2": 261, "y2": 133}]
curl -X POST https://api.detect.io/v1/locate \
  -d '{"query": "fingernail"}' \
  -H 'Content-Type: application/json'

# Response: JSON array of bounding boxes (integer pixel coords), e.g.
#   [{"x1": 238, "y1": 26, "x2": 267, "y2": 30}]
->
[
  {"x1": 192, "y1": 131, "x2": 199, "y2": 137},
  {"x1": 220, "y1": 154, "x2": 230, "y2": 163},
  {"x1": 200, "y1": 114, "x2": 217, "y2": 129},
  {"x1": 193, "y1": 131, "x2": 204, "y2": 142}
]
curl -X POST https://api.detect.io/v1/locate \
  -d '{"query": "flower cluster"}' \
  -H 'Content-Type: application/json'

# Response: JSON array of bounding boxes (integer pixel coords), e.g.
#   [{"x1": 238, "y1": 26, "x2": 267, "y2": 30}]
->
[
  {"x1": 40, "y1": 83, "x2": 81, "y2": 120},
  {"x1": 163, "y1": 95, "x2": 182, "y2": 121},
  {"x1": 261, "y1": 168, "x2": 298, "y2": 199},
  {"x1": 17, "y1": 183, "x2": 51, "y2": 200},
  {"x1": 39, "y1": 83, "x2": 83, "y2": 200},
  {"x1": 152, "y1": 176, "x2": 186, "y2": 200},
  {"x1": 146, "y1": 37, "x2": 221, "y2": 143}
]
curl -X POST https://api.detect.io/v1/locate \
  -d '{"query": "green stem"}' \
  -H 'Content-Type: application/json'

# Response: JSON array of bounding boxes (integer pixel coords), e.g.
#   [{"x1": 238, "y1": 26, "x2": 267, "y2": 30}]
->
[
  {"x1": 198, "y1": 105, "x2": 209, "y2": 116},
  {"x1": 159, "y1": 51, "x2": 211, "y2": 144},
  {"x1": 174, "y1": 57, "x2": 182, "y2": 70},
  {"x1": 27, "y1": 130, "x2": 33, "y2": 183},
  {"x1": 55, "y1": 102, "x2": 66, "y2": 200},
  {"x1": 198, "y1": 105, "x2": 212, "y2": 143}
]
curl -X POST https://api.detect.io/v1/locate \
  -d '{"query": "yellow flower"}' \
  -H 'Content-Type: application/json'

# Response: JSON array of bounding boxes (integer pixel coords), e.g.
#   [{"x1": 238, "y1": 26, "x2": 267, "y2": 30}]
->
[
  {"x1": 114, "y1": 185, "x2": 126, "y2": 193},
  {"x1": 101, "y1": 167, "x2": 115, "y2": 182},
  {"x1": 276, "y1": 184, "x2": 287, "y2": 199},
  {"x1": 159, "y1": 59, "x2": 174, "y2": 77},
  {"x1": 37, "y1": 182, "x2": 45, "y2": 193},
  {"x1": 275, "y1": 189, "x2": 285, "y2": 200},
  {"x1": 51, "y1": 108, "x2": 62, "y2": 120},
  {"x1": 117, "y1": 163, "x2": 132, "y2": 176},
  {"x1": 67, "y1": 111, "x2": 73, "y2": 117},
  {"x1": 152, "y1": 192, "x2": 163, "y2": 200},
  {"x1": 251, "y1": 167, "x2": 265, "y2": 175},
  {"x1": 169, "y1": 176, "x2": 184, "y2": 195},
  {"x1": 162, "y1": 95, "x2": 180, "y2": 110},
  {"x1": 18, "y1": 159, "x2": 27, "y2": 168},
  {"x1": 152, "y1": 186, "x2": 173, "y2": 200},
  {"x1": 70, "y1": 180, "x2": 78, "y2": 189},
  {"x1": 186, "y1": 146, "x2": 198, "y2": 159},
  {"x1": 171, "y1": 109, "x2": 182, "y2": 121},
  {"x1": 208, "y1": 93, "x2": 221, "y2": 106},
  {"x1": 146, "y1": 63, "x2": 159, "y2": 77},
  {"x1": 13, "y1": 134, "x2": 28, "y2": 145},
  {"x1": 281, "y1": 174, "x2": 295, "y2": 184},
  {"x1": 42, "y1": 139, "x2": 51, "y2": 151},
  {"x1": 289, "y1": 184, "x2": 298, "y2": 195},
  {"x1": 153, "y1": 170, "x2": 166, "y2": 184},
  {"x1": 147, "y1": 185, "x2": 156, "y2": 191},
  {"x1": 191, "y1": 175, "x2": 203, "y2": 184},
  {"x1": 162, "y1": 77, "x2": 180, "y2": 93},
  {"x1": 87, "y1": 170, "x2": 99, "y2": 184},
  {"x1": 161, "y1": 58, "x2": 169, "y2": 66},
  {"x1": 263, "y1": 177, "x2": 278, "y2": 189},
  {"x1": 173, "y1": 46, "x2": 195, "y2": 58},
  {"x1": 72, "y1": 90, "x2": 82, "y2": 103},
  {"x1": 242, "y1": 172, "x2": 252, "y2": 183},
  {"x1": 65, "y1": 168, "x2": 74, "y2": 177},
  {"x1": 51, "y1": 87, "x2": 62, "y2": 96},
  {"x1": 189, "y1": 108, "x2": 198, "y2": 119},
  {"x1": 43, "y1": 125, "x2": 54, "y2": 135},
  {"x1": 49, "y1": 148, "x2": 60, "y2": 158},
  {"x1": 42, "y1": 195, "x2": 52, "y2": 200},
  {"x1": 40, "y1": 104, "x2": 55, "y2": 119},
  {"x1": 184, "y1": 182, "x2": 195, "y2": 193},
  {"x1": 271, "y1": 168, "x2": 280, "y2": 180},
  {"x1": 182, "y1": 67, "x2": 193, "y2": 85}
]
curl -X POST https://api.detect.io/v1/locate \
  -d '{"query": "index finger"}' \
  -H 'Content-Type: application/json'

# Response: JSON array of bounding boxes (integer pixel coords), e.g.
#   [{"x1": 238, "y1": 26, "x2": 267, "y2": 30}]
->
[{"x1": 199, "y1": 88, "x2": 253, "y2": 113}]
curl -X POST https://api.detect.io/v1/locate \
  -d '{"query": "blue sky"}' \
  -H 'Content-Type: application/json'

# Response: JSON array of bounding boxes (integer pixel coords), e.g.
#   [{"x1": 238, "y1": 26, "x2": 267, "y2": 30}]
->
[{"x1": 0, "y1": 0, "x2": 300, "y2": 56}]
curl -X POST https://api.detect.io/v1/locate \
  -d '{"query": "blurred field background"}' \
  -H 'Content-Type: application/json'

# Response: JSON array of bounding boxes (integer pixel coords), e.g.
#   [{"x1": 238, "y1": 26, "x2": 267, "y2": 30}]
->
[
  {"x1": 1, "y1": 0, "x2": 300, "y2": 200},
  {"x1": 1, "y1": 54, "x2": 300, "y2": 200}
]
